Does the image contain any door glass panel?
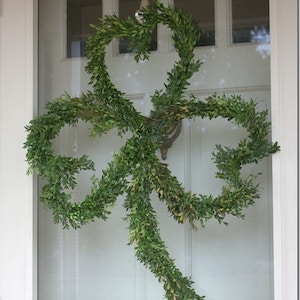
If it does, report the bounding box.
[173,0,215,46]
[231,0,269,44]
[38,0,273,299]
[67,0,103,57]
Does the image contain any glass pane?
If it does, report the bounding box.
[174,0,215,47]
[67,0,103,57]
[232,0,269,44]
[119,0,157,54]
[39,0,273,299]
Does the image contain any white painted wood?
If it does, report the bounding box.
[270,0,299,299]
[0,0,37,299]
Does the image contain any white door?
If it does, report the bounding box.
[38,0,273,299]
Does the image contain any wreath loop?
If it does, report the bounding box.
[24,1,279,299]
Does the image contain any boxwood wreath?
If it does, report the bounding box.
[24,1,280,299]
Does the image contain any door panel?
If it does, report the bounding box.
[38,0,273,299]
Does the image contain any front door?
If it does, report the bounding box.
[38,0,273,299]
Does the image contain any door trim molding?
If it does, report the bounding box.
[270,0,299,299]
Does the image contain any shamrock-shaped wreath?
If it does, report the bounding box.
[24,1,279,299]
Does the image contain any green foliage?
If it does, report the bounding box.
[24,1,279,299]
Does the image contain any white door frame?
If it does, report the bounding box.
[0,0,38,299]
[0,0,298,299]
[270,0,298,299]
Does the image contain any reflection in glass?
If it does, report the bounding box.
[67,0,103,58]
[174,0,215,47]
[251,26,270,58]
[231,0,269,44]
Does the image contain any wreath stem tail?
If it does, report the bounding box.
[125,188,204,300]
